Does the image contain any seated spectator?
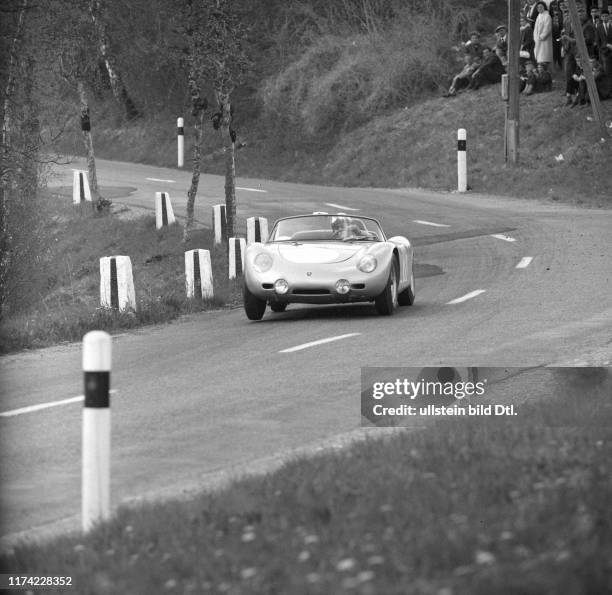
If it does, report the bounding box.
[443,54,480,96]
[570,55,588,106]
[520,60,538,94]
[535,62,553,91]
[593,58,612,99]
[467,47,505,90]
[462,31,484,60]
[495,25,509,67]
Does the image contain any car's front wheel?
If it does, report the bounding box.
[244,284,267,320]
[270,302,288,313]
[375,259,399,315]
[398,267,415,306]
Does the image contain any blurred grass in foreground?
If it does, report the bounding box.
[0,190,242,355]
[1,369,610,594]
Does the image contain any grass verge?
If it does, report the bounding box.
[0,190,242,355]
[1,368,610,593]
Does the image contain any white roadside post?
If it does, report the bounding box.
[82,331,112,532]
[73,170,92,204]
[246,216,269,245]
[185,249,214,299]
[228,238,246,279]
[457,128,467,193]
[155,192,176,229]
[212,204,227,245]
[177,117,184,168]
[100,256,137,311]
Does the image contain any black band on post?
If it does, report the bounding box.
[193,251,202,300]
[177,126,184,135]
[458,140,467,151]
[110,257,119,309]
[84,371,110,408]
[161,193,168,226]
[254,219,261,242]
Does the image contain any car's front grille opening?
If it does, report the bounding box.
[262,283,274,289]
[292,288,331,295]
[351,284,365,289]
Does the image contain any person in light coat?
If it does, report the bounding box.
[534,1,554,67]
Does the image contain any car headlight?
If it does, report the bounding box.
[253,252,273,273]
[357,255,377,273]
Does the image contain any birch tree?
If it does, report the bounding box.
[179,0,251,241]
[88,0,140,119]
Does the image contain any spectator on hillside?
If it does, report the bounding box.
[520,13,536,66]
[551,6,564,69]
[443,54,480,97]
[467,46,505,90]
[570,55,588,106]
[524,0,539,24]
[463,31,484,60]
[581,4,597,57]
[536,62,553,90]
[495,25,509,67]
[534,2,553,68]
[593,57,612,98]
[520,60,538,94]
[597,10,612,74]
[560,4,579,105]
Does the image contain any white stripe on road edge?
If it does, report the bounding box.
[237,187,267,193]
[0,390,117,418]
[413,220,451,228]
[516,257,533,269]
[146,177,176,183]
[446,290,486,305]
[280,333,361,353]
[325,203,360,212]
[491,233,516,242]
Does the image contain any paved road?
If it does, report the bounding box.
[1,157,610,543]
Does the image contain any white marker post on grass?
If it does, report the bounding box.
[457,128,467,193]
[228,237,246,279]
[155,191,176,229]
[177,117,184,168]
[73,170,92,203]
[82,330,112,532]
[212,204,227,245]
[185,249,214,299]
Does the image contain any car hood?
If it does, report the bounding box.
[270,242,365,264]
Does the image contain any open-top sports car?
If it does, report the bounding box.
[243,213,415,320]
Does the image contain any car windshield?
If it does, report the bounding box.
[269,215,385,243]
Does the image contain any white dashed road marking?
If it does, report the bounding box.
[325,203,360,211]
[1,390,118,418]
[237,187,268,193]
[146,177,175,183]
[516,257,534,269]
[491,233,516,242]
[413,220,451,228]
[280,333,361,353]
[446,290,486,305]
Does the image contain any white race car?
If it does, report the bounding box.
[243,213,415,320]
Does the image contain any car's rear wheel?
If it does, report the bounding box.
[270,302,288,313]
[398,266,415,306]
[375,259,399,315]
[244,284,266,320]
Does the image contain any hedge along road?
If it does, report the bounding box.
[0,157,610,543]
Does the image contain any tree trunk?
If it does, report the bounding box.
[184,109,206,243]
[219,93,236,239]
[76,79,102,208]
[0,0,29,319]
[89,0,140,120]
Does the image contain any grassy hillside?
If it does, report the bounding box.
[58,74,612,209]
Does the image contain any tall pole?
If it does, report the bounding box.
[566,0,608,140]
[506,0,521,164]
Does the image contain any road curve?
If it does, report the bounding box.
[1,157,610,541]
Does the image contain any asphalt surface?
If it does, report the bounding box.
[1,157,610,545]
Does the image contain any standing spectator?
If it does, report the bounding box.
[534,1,553,68]
[560,3,579,105]
[520,14,536,65]
[525,0,539,24]
[596,10,612,74]
[551,5,564,69]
